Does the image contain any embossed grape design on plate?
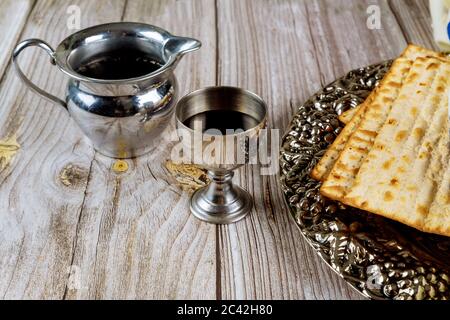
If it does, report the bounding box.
[279,61,450,300]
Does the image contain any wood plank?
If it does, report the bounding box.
[64,0,218,299]
[305,0,407,86]
[0,0,126,299]
[0,0,34,79]
[215,0,422,300]
[388,0,438,49]
[0,0,437,300]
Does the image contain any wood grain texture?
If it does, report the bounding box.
[0,0,125,299]
[388,0,438,49]
[0,0,438,300]
[0,0,34,78]
[216,0,366,300]
[305,0,407,86]
[64,0,218,299]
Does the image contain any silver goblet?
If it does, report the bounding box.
[175,86,267,224]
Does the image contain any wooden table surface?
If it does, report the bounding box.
[0,0,438,299]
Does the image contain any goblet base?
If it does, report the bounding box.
[190,184,253,224]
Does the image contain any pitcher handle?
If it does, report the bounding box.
[12,39,67,109]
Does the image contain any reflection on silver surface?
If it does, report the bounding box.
[280,61,450,300]
[12,22,201,158]
[176,86,267,224]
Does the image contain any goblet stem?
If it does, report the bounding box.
[203,170,239,205]
[189,168,253,224]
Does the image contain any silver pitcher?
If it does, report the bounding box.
[12,22,201,158]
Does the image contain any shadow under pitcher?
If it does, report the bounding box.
[12,22,201,158]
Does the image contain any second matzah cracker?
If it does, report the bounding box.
[324,56,450,236]
[426,138,450,236]
[311,93,373,181]
[339,106,359,124]
[311,45,442,181]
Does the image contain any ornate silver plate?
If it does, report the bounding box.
[279,61,450,300]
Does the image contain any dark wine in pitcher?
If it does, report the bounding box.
[74,48,162,80]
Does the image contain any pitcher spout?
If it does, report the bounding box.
[165,36,202,57]
[12,22,202,158]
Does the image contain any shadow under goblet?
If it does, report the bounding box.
[175,86,267,224]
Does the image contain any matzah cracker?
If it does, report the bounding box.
[339,106,359,124]
[426,139,450,236]
[311,95,370,181]
[323,56,450,236]
[321,56,440,199]
[311,45,442,182]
